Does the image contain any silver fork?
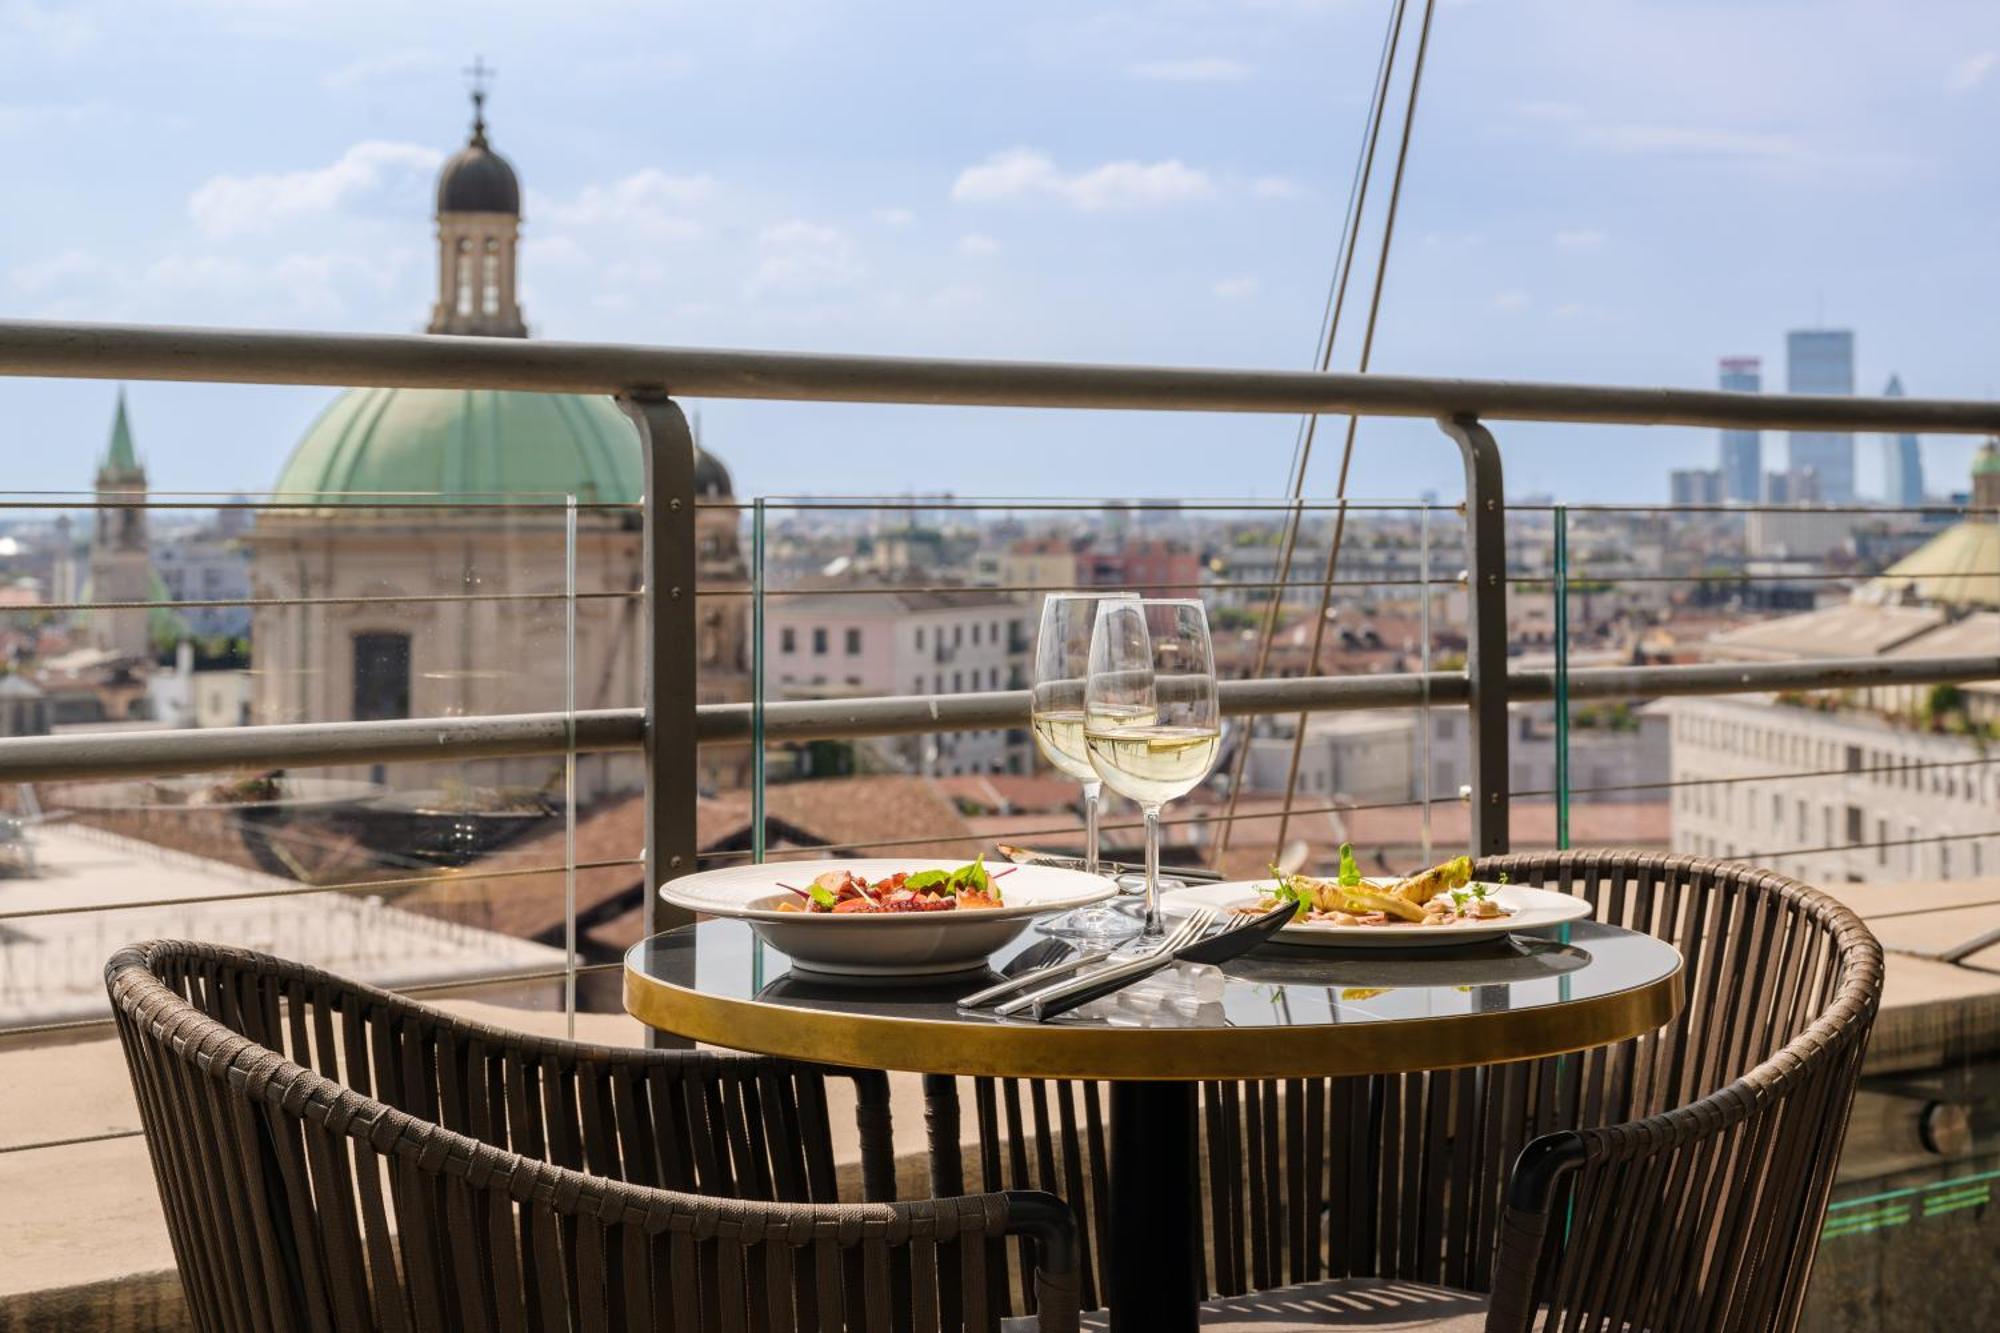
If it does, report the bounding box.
[993,910,1214,1019]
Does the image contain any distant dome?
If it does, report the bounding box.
[274,388,640,504]
[1975,440,2000,476]
[695,449,733,499]
[437,137,521,214]
[272,387,733,505]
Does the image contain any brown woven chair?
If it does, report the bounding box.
[936,851,1884,1332]
[110,940,1081,1331]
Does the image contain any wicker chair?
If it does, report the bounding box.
[936,851,1884,1332]
[109,940,1081,1332]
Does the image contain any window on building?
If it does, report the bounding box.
[988,666,999,689]
[1878,820,1888,866]
[1844,745,1861,773]
[352,632,411,722]
[954,624,964,647]
[482,239,500,314]
[812,628,828,655]
[971,623,981,646]
[916,628,926,650]
[1845,806,1863,846]
[455,238,472,315]
[781,628,796,654]
[845,628,862,655]
[952,671,962,692]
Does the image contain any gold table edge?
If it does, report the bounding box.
[622,953,1686,1081]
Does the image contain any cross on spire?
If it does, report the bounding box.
[464,55,495,144]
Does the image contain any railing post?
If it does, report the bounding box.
[619,393,700,1014]
[1438,414,1510,856]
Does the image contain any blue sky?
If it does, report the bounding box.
[2,0,1997,506]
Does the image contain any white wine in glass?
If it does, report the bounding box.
[1028,593,1141,941]
[1085,599,1221,939]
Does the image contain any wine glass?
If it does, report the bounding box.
[1030,592,1141,941]
[1086,599,1221,940]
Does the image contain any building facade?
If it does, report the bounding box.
[1786,329,1856,503]
[1718,356,1763,503]
[763,587,1031,775]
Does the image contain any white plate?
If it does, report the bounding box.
[659,858,1116,976]
[1162,878,1592,950]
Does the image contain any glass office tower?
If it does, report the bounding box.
[1786,329,1856,502]
[1717,356,1762,502]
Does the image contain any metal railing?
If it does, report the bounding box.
[3,316,1999,945]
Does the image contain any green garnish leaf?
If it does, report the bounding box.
[949,861,990,895]
[1266,865,1312,920]
[1337,843,1362,887]
[904,870,950,893]
[808,882,839,909]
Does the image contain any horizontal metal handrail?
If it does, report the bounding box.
[4,319,1999,433]
[1,653,1989,784]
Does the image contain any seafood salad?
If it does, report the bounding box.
[775,861,1006,914]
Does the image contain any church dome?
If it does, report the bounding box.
[271,388,735,505]
[273,388,642,504]
[437,138,521,214]
[695,448,732,499]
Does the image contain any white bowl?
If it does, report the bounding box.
[659,858,1117,976]
[1163,878,1592,950]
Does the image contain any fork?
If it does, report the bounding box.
[993,910,1215,1019]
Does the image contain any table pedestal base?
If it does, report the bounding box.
[1107,1081,1202,1333]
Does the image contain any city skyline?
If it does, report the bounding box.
[2,2,1998,504]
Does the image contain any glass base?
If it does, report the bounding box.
[1037,904,1144,943]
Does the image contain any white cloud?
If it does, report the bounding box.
[1251,175,1304,199]
[0,99,114,135]
[7,248,103,296]
[1211,276,1258,299]
[1492,288,1531,311]
[952,148,1211,211]
[1554,228,1606,250]
[188,141,443,238]
[542,168,712,237]
[749,220,861,298]
[1127,57,1250,83]
[873,207,916,226]
[1575,124,1793,159]
[1947,51,1997,93]
[322,49,441,90]
[957,232,1000,257]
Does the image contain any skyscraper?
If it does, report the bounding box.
[1717,356,1762,502]
[1880,374,1925,508]
[1786,329,1856,502]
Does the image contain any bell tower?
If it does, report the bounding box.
[89,388,154,658]
[429,61,527,338]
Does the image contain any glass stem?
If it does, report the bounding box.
[1143,803,1163,937]
[1082,780,1102,877]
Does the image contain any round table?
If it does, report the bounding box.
[626,918,1683,1332]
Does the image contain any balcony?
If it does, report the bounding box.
[0,319,1997,1330]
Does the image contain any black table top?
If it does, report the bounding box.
[624,917,1685,1081]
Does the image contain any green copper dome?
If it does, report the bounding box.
[1974,441,2000,476]
[271,387,643,503]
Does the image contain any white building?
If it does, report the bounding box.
[1661,694,1997,886]
[1664,443,2000,886]
[764,587,1032,775]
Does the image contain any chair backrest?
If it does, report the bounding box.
[1482,852,1882,1333]
[130,939,895,1205]
[931,851,1882,1332]
[111,940,1077,1333]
